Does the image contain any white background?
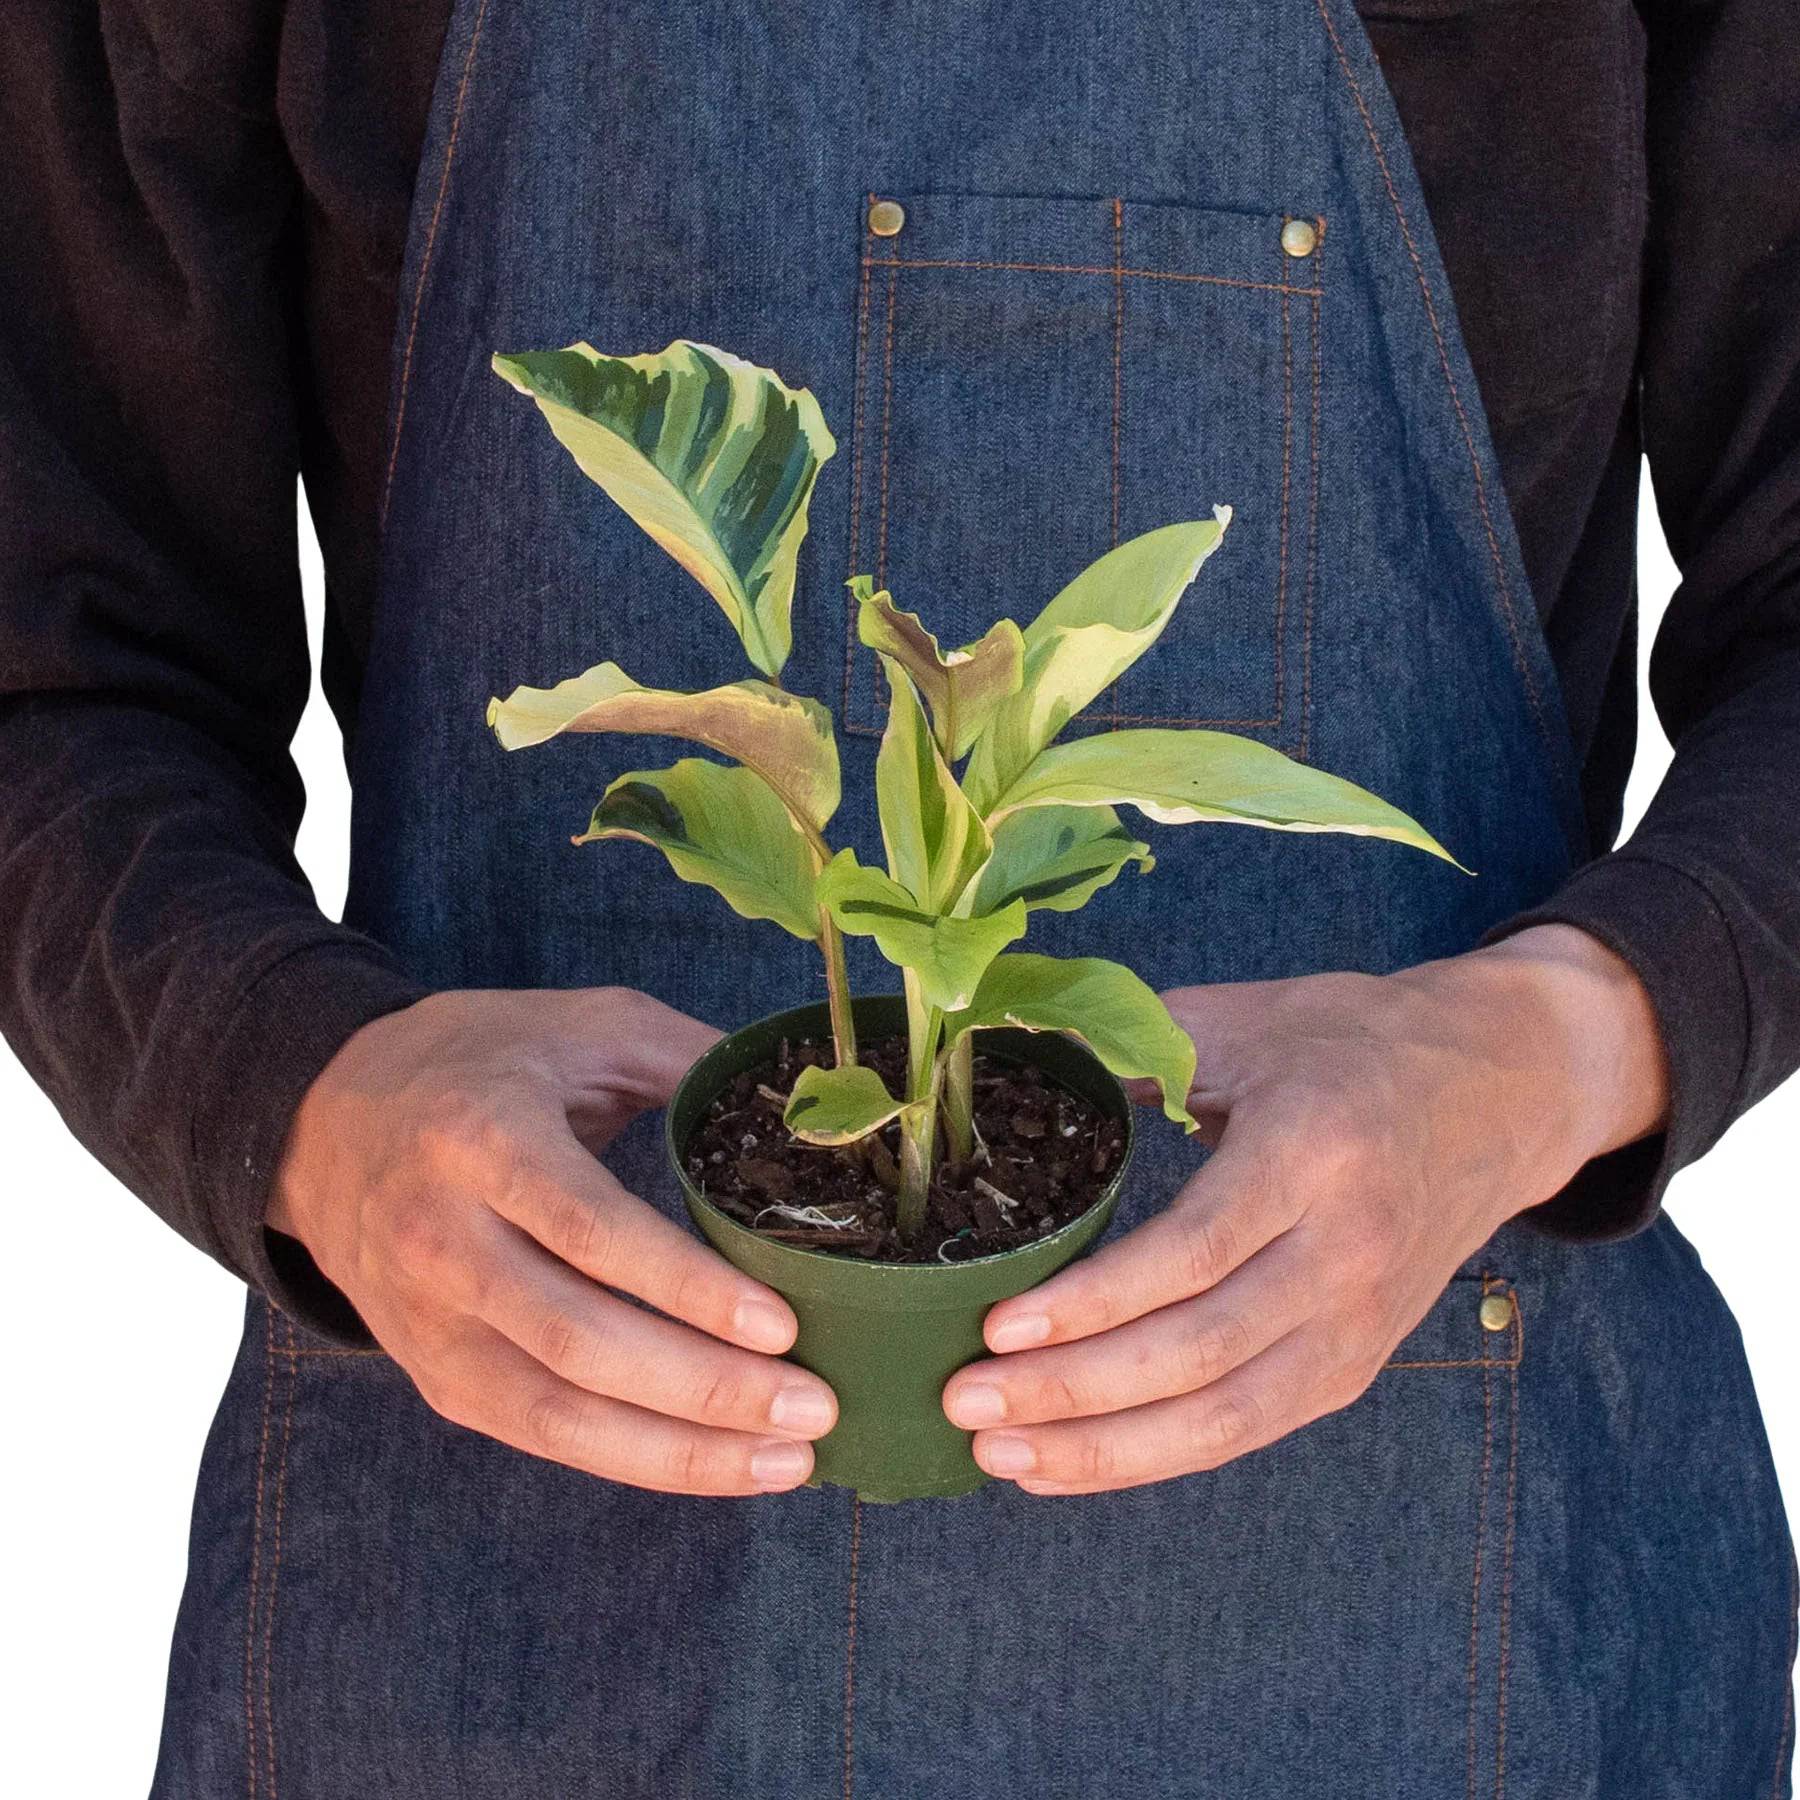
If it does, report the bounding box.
[2,476,1794,1790]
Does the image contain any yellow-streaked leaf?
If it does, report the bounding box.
[985,727,1465,868]
[816,849,1026,1012]
[970,805,1154,916]
[486,660,839,833]
[850,576,1024,760]
[951,953,1198,1129]
[573,760,820,940]
[492,340,836,678]
[820,846,1029,1015]
[963,513,1231,811]
[875,659,990,911]
[784,1063,918,1146]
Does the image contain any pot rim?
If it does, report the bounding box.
[667,994,1136,1279]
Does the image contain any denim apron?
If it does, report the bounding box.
[153,1,1797,1793]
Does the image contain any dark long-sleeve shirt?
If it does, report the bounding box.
[3,0,1798,1330]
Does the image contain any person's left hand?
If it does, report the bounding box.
[941,924,1669,1494]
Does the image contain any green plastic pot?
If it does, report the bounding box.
[668,995,1134,1503]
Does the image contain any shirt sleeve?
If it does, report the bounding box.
[1491,0,1800,1237]
[0,6,426,1339]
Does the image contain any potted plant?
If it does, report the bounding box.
[486,340,1458,1501]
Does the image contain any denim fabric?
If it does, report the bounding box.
[153,0,1796,1791]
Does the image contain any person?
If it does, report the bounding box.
[3,1,1797,1793]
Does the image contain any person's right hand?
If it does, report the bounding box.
[268,986,836,1496]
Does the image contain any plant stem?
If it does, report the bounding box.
[895,970,943,1242]
[816,901,858,1068]
[942,1029,975,1166]
[896,1101,935,1243]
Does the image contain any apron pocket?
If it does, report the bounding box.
[842,190,1323,756]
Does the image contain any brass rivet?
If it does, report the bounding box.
[1280,217,1318,259]
[1479,1292,1515,1333]
[868,198,906,238]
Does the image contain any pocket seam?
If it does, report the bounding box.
[1382,1273,1524,1371]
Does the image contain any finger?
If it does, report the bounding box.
[489,1129,803,1355]
[974,1325,1343,1494]
[981,1119,1305,1352]
[472,1222,837,1440]
[944,1231,1313,1429]
[413,1317,815,1496]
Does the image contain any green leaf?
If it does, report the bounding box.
[970,805,1154,916]
[962,512,1231,811]
[985,727,1465,868]
[492,339,836,678]
[952,954,1198,1129]
[784,1062,917,1146]
[850,576,1025,760]
[816,850,1027,1012]
[486,661,840,833]
[874,660,991,912]
[572,760,820,940]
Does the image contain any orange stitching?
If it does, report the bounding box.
[1088,710,1276,727]
[849,212,1319,738]
[862,255,1320,298]
[1273,279,1294,724]
[379,0,493,528]
[1101,198,1126,724]
[844,197,876,725]
[1465,1274,1496,1800]
[842,1495,863,1800]
[244,1307,274,1800]
[1383,1356,1519,1372]
[1299,262,1322,763]
[1494,1355,1520,1798]
[868,261,899,717]
[279,1346,386,1358]
[1110,200,1124,551]
[1309,0,1547,741]
[260,1321,298,1800]
[1388,1279,1524,1372]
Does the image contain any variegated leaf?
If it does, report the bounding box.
[962,513,1231,812]
[874,659,990,912]
[816,849,1027,1013]
[951,953,1198,1129]
[486,661,840,833]
[573,760,820,940]
[985,727,1464,867]
[784,1062,919,1147]
[970,805,1154,916]
[492,340,836,678]
[850,576,1025,760]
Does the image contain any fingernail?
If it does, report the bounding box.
[751,1439,810,1490]
[947,1382,1007,1427]
[734,1296,794,1353]
[978,1433,1037,1476]
[769,1384,834,1435]
[989,1312,1050,1353]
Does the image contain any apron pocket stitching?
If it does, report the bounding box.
[1465,1327,1496,1800]
[244,1312,299,1800]
[1495,1352,1520,1799]
[244,1307,275,1800]
[1300,226,1325,762]
[842,197,878,726]
[843,1494,864,1800]
[846,197,1321,740]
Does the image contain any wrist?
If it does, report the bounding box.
[1465,923,1671,1164]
